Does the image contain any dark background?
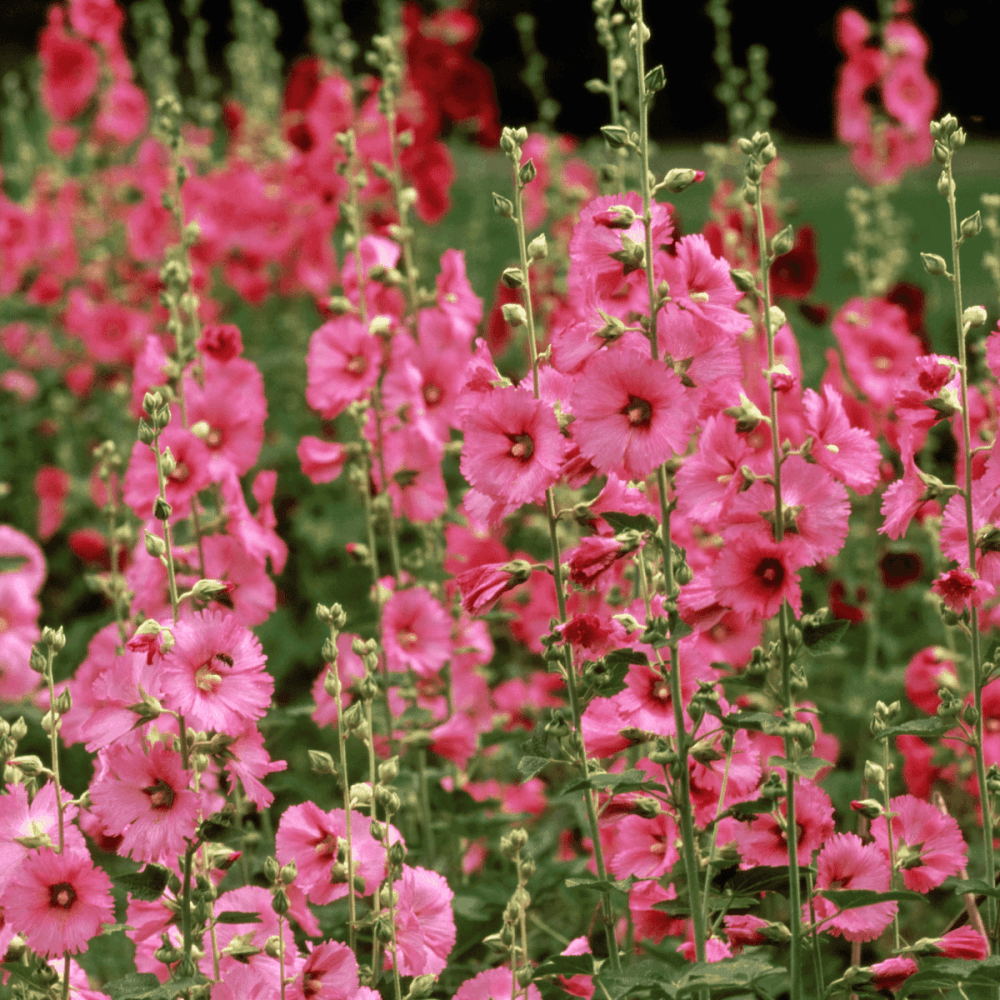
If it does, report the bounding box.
[0,0,996,142]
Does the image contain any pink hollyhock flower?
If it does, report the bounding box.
[287,940,360,1000]
[566,534,638,588]
[724,914,769,952]
[391,865,456,976]
[0,783,86,892]
[436,249,483,339]
[34,466,70,540]
[606,813,678,879]
[123,426,212,523]
[89,740,202,863]
[382,586,452,677]
[456,559,532,615]
[581,697,632,757]
[298,436,348,484]
[375,422,447,523]
[276,803,393,904]
[880,447,937,540]
[812,833,897,942]
[161,611,272,733]
[305,316,382,419]
[932,569,994,612]
[870,956,918,992]
[0,847,113,957]
[678,938,733,962]
[629,878,686,945]
[711,528,804,620]
[570,349,693,479]
[802,386,880,495]
[734,780,835,868]
[0,525,46,594]
[559,936,594,999]
[905,646,959,715]
[871,794,966,892]
[455,968,541,1000]
[460,385,565,506]
[0,573,43,702]
[95,79,148,145]
[68,0,125,43]
[210,964,277,1000]
[430,713,478,769]
[38,17,99,122]
[559,612,627,658]
[689,727,762,827]
[198,323,244,362]
[225,725,287,810]
[935,927,989,960]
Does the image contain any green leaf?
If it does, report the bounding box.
[113,864,170,902]
[106,973,203,1000]
[215,910,264,924]
[517,755,551,781]
[1,962,46,990]
[673,954,787,999]
[596,959,682,1000]
[603,648,650,668]
[0,554,28,573]
[562,769,666,795]
[801,617,849,653]
[600,511,658,534]
[819,888,926,909]
[946,877,1000,899]
[723,711,784,735]
[534,954,597,978]
[714,865,814,900]
[566,875,634,894]
[600,125,632,150]
[766,755,832,779]
[644,64,666,95]
[520,725,549,759]
[725,798,776,820]
[877,717,954,741]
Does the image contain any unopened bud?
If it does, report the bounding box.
[921,253,949,277]
[501,303,528,327]
[527,233,548,261]
[309,750,337,775]
[964,305,988,329]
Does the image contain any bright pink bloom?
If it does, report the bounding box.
[566,535,636,588]
[454,969,541,1000]
[95,80,148,145]
[39,17,99,122]
[870,956,918,992]
[571,349,693,479]
[812,833,897,942]
[905,646,959,715]
[225,725,287,810]
[935,927,990,960]
[34,466,70,540]
[606,813,678,879]
[391,865,456,976]
[460,385,565,506]
[382,586,452,677]
[558,936,594,999]
[0,573,42,702]
[0,525,46,594]
[305,316,382,419]
[734,780,835,868]
[161,611,272,733]
[871,794,966,892]
[880,447,935,540]
[724,914,769,952]
[89,740,201,863]
[298,436,348,484]
[932,569,994,612]
[288,940,360,1000]
[802,386,880,495]
[0,847,113,957]
[678,938,733,962]
[198,323,244,362]
[711,528,804,620]
[123,426,212,522]
[456,560,531,615]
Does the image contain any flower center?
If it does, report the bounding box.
[346,355,367,376]
[49,882,77,910]
[316,833,339,858]
[422,383,442,406]
[873,356,892,371]
[195,662,223,692]
[169,462,190,484]
[623,396,653,427]
[755,558,785,588]
[508,434,534,461]
[653,680,671,702]
[0,616,7,633]
[398,629,419,649]
[206,427,223,448]
[143,779,176,810]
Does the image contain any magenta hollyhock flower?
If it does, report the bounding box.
[935,927,989,959]
[905,646,959,716]
[570,348,693,479]
[880,447,936,541]
[0,848,113,958]
[559,936,594,1000]
[812,833,897,942]
[38,17,99,123]
[375,422,447,523]
[678,938,733,962]
[288,940,361,1000]
[460,385,565,505]
[871,794,966,892]
[0,524,46,595]
[210,965,277,1000]
[606,813,678,880]
[932,569,995,613]
[734,780,835,868]
[198,323,244,362]
[802,386,880,495]
[298,436,348,484]
[0,572,43,702]
[275,803,392,905]
[581,696,632,757]
[870,956,918,992]
[456,560,531,615]
[429,713,478,769]
[123,426,212,523]
[89,740,202,863]
[566,535,636,588]
[724,914,769,952]
[559,612,627,658]
[391,865,456,976]
[382,586,452,677]
[455,968,541,1000]
[224,725,287,810]
[34,466,70,540]
[161,610,272,733]
[305,315,382,419]
[711,528,804,620]
[95,79,148,145]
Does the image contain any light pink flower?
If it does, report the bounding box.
[454,968,541,1000]
[734,780,835,868]
[935,927,989,960]
[305,316,382,419]
[391,865,456,976]
[288,940,361,1000]
[298,436,348,484]
[162,610,272,733]
[802,385,880,495]
[571,349,693,479]
[382,586,451,677]
[871,794,966,892]
[0,848,113,958]
[606,813,678,880]
[905,646,959,716]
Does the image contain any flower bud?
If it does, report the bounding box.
[309,750,337,775]
[492,192,514,218]
[961,211,983,240]
[770,225,794,257]
[501,267,525,289]
[768,305,787,331]
[502,303,528,327]
[921,252,949,277]
[379,757,400,784]
[518,160,537,186]
[963,305,988,329]
[527,233,548,261]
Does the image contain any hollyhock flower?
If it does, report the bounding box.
[276,803,393,904]
[39,16,99,122]
[629,878,686,944]
[89,740,201,863]
[870,957,918,992]
[566,534,639,588]
[456,559,533,615]
[724,914,769,952]
[225,725,287,810]
[606,813,678,879]
[0,847,113,958]
[905,647,958,715]
[0,783,86,892]
[771,226,819,300]
[711,528,804,620]
[391,865,456,976]
[559,612,628,658]
[690,727,762,826]
[123,426,212,523]
[871,794,966,892]
[211,965,278,1000]
[161,611,272,733]
[198,323,244,362]
[455,969,541,1000]
[0,573,43,702]
[802,386,880,495]
[305,316,382,419]
[570,349,693,479]
[35,466,70,540]
[812,833,897,942]
[374,422,447,523]
[734,780,835,868]
[95,79,148,145]
[298,436,348,484]
[880,447,937,541]
[430,713,478,769]
[436,249,483,339]
[932,569,994,612]
[935,927,990,960]
[0,526,46,594]
[460,385,565,506]
[382,586,451,677]
[288,940,362,1000]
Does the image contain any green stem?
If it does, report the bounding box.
[334,652,358,956]
[882,740,901,949]
[181,843,195,970]
[417,746,436,861]
[44,646,66,854]
[62,952,70,1000]
[701,746,733,929]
